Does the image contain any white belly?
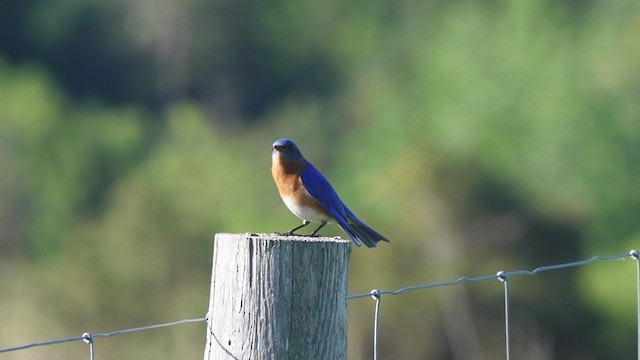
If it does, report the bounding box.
[283,196,331,222]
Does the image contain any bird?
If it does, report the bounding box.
[271,138,389,248]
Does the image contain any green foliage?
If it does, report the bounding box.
[1,0,640,359]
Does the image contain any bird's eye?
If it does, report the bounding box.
[274,143,293,152]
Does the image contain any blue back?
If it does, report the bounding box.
[299,161,348,224]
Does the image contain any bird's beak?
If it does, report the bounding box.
[274,145,285,152]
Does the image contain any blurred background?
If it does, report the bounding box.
[1,0,639,359]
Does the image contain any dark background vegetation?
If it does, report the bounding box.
[1,0,639,359]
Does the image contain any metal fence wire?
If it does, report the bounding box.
[1,250,638,359]
[348,250,640,360]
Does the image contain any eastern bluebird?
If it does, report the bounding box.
[271,138,389,248]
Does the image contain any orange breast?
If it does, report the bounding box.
[271,155,305,197]
[271,155,331,219]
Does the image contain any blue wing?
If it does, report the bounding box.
[299,161,347,221]
[300,161,388,248]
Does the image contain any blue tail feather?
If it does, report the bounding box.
[339,206,389,248]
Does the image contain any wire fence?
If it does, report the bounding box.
[348,249,640,360]
[0,317,207,359]
[1,250,638,359]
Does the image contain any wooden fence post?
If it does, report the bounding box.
[204,233,351,360]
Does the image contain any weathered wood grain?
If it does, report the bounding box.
[204,233,350,360]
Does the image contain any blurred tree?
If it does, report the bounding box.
[0,60,149,258]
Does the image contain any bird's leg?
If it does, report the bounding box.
[280,220,310,236]
[308,221,327,237]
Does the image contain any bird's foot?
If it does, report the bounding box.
[275,231,297,236]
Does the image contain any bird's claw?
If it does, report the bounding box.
[275,231,296,236]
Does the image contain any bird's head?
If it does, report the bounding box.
[272,138,304,161]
